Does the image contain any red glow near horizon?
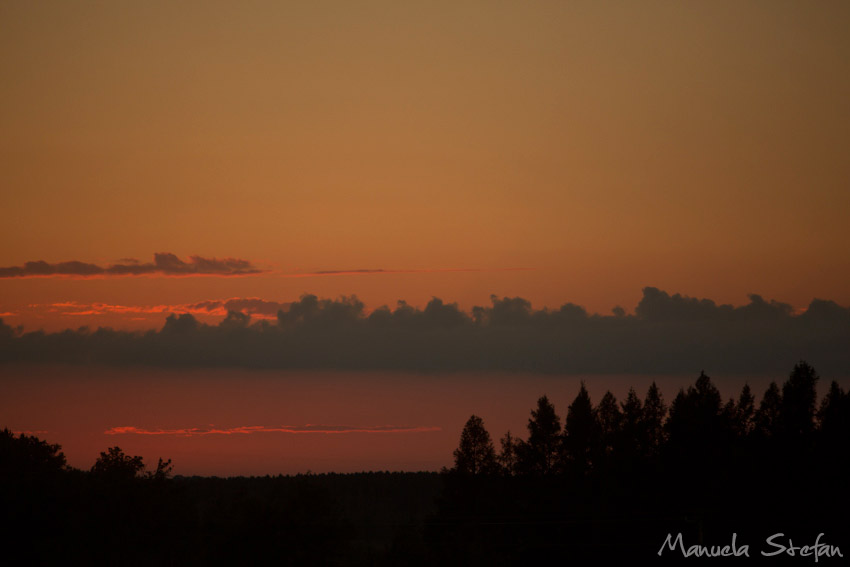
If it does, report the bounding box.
[7,364,836,476]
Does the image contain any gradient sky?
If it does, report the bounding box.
[2,1,849,331]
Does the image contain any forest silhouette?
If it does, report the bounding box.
[2,362,848,564]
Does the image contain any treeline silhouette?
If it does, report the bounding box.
[432,361,850,563]
[0,433,441,565]
[2,362,848,564]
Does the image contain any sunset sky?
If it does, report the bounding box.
[2,0,849,330]
[2,2,850,476]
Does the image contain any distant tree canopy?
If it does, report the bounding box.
[780,360,819,440]
[450,361,850,479]
[0,428,66,479]
[525,395,563,475]
[819,380,850,440]
[91,446,146,481]
[0,429,440,565]
[563,382,595,473]
[90,446,172,482]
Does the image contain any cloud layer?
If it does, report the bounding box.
[33,297,284,318]
[2,288,849,375]
[0,253,264,278]
[105,424,441,436]
[0,257,526,280]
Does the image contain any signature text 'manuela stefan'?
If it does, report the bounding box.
[658,533,843,561]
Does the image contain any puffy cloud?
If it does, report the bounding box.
[0,260,103,278]
[635,287,794,323]
[2,288,849,375]
[0,253,264,278]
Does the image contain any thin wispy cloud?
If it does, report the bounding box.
[44,302,175,316]
[12,430,49,436]
[0,253,265,278]
[106,425,442,436]
[0,257,528,281]
[280,267,534,278]
[314,269,388,275]
[34,297,285,318]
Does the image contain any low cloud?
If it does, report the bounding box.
[2,287,849,375]
[36,297,284,319]
[185,298,286,317]
[106,424,441,436]
[0,258,526,280]
[0,253,264,278]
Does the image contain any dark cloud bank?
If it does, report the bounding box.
[2,288,849,375]
[0,253,263,278]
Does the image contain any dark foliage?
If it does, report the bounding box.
[451,415,499,476]
[432,361,850,563]
[2,361,848,564]
[0,432,442,566]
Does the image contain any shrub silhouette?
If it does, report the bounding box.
[90,446,146,481]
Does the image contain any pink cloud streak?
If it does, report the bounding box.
[106,425,442,436]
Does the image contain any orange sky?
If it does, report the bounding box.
[2,1,849,331]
